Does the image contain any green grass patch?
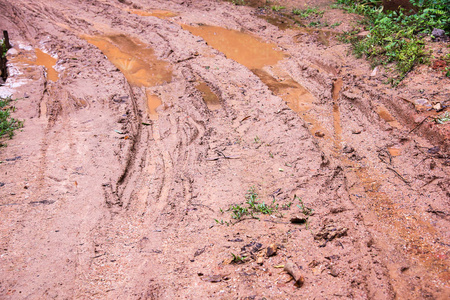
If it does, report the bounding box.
[292,7,324,18]
[216,186,280,225]
[335,0,450,83]
[1,39,7,58]
[271,5,286,12]
[1,96,23,146]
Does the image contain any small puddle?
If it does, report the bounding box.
[146,91,162,120]
[34,49,58,82]
[127,9,178,18]
[259,15,293,31]
[387,146,402,156]
[181,24,285,69]
[195,81,221,110]
[82,34,172,87]
[375,105,402,129]
[14,48,59,82]
[252,69,314,112]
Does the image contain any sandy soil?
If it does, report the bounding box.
[0,0,449,299]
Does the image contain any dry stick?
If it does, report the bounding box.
[408,116,430,135]
[386,166,410,185]
[206,151,240,161]
[421,176,441,188]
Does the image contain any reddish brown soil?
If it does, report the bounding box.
[0,0,449,299]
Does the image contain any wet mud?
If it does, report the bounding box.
[0,0,449,299]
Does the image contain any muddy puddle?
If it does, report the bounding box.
[127,9,178,18]
[13,48,59,82]
[252,69,314,112]
[183,24,316,112]
[182,24,285,69]
[146,92,163,120]
[375,104,402,129]
[82,34,172,87]
[195,81,221,110]
[387,146,402,156]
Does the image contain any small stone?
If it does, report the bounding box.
[342,145,354,153]
[7,48,18,56]
[290,216,307,224]
[370,67,378,77]
[433,103,442,111]
[329,267,339,277]
[432,28,446,38]
[256,256,264,265]
[266,244,277,257]
[315,131,325,138]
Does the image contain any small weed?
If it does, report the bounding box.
[231,253,246,263]
[282,202,293,209]
[0,39,7,58]
[434,112,450,124]
[271,5,286,12]
[1,96,23,146]
[269,151,274,158]
[293,7,324,18]
[330,22,342,28]
[295,195,314,216]
[218,187,280,224]
[308,21,326,28]
[293,195,314,229]
[215,219,230,226]
[254,136,261,144]
[230,0,245,5]
[229,204,249,220]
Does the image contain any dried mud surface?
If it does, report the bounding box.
[0,0,449,299]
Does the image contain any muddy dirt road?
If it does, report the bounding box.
[0,0,449,298]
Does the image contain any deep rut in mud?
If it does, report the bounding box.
[0,0,449,299]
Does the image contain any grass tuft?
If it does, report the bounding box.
[1,96,23,146]
[335,0,450,83]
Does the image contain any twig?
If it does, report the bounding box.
[421,176,441,188]
[408,116,430,135]
[206,151,240,161]
[377,149,392,164]
[386,167,410,185]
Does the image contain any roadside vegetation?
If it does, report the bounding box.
[0,96,23,147]
[334,0,450,84]
[1,39,7,57]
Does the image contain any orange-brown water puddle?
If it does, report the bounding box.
[82,34,172,87]
[182,24,285,69]
[183,24,315,112]
[14,48,59,82]
[146,92,162,120]
[252,69,314,112]
[127,9,178,18]
[83,34,172,120]
[376,104,402,129]
[195,81,221,110]
[387,146,402,156]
